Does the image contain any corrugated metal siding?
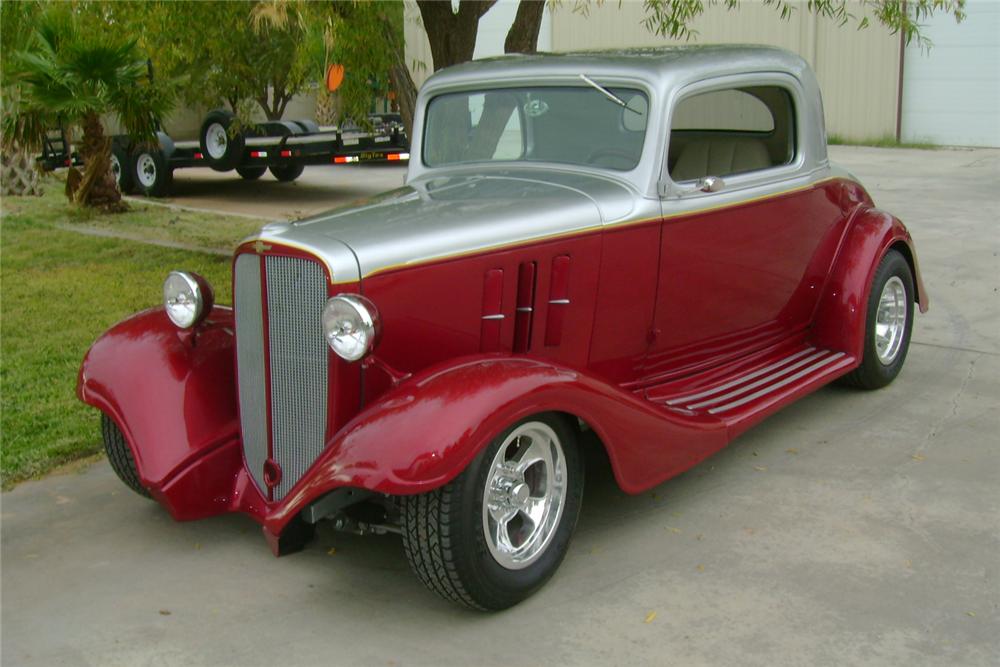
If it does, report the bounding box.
[404,0,900,142]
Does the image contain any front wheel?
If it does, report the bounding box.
[101,414,150,498]
[401,414,584,610]
[840,249,914,389]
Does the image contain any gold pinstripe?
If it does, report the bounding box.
[245,176,839,283]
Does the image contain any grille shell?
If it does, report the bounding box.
[234,253,330,500]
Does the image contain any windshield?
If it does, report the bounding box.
[423,85,649,171]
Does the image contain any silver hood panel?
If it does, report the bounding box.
[253,169,637,282]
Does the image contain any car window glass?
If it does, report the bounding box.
[424,86,648,171]
[668,86,796,183]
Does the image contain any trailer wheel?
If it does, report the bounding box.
[111,143,135,194]
[200,110,244,172]
[236,166,267,180]
[132,147,173,197]
[269,163,304,182]
[293,119,320,133]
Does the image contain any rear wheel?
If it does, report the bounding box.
[401,413,584,610]
[132,147,172,197]
[111,143,134,194]
[236,166,267,180]
[269,163,304,182]
[101,414,150,498]
[840,249,914,389]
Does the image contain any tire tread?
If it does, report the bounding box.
[401,487,484,610]
[101,414,150,498]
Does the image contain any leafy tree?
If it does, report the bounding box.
[3,6,174,210]
[1,0,45,197]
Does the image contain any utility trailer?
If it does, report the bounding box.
[44,109,409,197]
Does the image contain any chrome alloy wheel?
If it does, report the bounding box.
[136,154,157,188]
[205,122,228,160]
[875,275,907,365]
[110,153,121,185]
[482,421,568,570]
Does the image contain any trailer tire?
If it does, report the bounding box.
[132,146,173,197]
[236,166,267,180]
[111,142,135,194]
[200,110,244,172]
[293,119,320,133]
[269,163,304,182]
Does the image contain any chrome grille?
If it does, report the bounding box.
[265,256,329,500]
[234,255,268,494]
[234,253,329,500]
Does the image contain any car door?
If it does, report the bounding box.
[645,74,846,379]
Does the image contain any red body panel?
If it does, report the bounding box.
[77,177,927,543]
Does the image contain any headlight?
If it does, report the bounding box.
[163,271,213,329]
[322,294,380,362]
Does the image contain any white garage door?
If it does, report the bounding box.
[901,0,1000,147]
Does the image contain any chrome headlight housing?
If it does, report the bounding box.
[322,294,381,362]
[163,271,213,329]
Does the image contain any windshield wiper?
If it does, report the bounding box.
[579,74,642,115]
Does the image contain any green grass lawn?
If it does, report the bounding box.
[1,177,251,487]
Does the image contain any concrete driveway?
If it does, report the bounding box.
[150,163,408,221]
[3,146,998,666]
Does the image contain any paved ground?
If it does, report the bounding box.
[3,146,998,666]
[150,163,409,221]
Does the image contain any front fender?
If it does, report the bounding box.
[77,305,242,518]
[811,206,928,357]
[266,356,726,536]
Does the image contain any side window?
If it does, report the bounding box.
[668,85,796,182]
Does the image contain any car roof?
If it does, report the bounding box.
[422,45,811,91]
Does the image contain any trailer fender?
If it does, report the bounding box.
[76,306,241,517]
[265,356,726,537]
[811,206,929,357]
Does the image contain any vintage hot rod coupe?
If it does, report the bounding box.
[78,46,927,610]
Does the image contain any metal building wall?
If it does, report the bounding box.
[404,0,901,142]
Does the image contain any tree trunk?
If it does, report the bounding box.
[505,0,545,54]
[387,37,418,141]
[73,112,127,212]
[0,147,43,197]
[315,88,339,126]
[417,0,497,71]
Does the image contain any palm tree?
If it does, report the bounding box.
[3,8,173,211]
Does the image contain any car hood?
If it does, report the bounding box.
[254,169,637,283]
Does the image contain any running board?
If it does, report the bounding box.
[642,345,856,434]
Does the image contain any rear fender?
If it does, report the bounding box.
[811,206,928,357]
[77,305,242,519]
[265,356,726,536]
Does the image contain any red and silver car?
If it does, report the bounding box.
[78,46,927,610]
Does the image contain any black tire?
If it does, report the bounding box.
[199,109,244,172]
[840,249,915,389]
[236,166,267,180]
[401,413,584,610]
[269,163,304,182]
[131,146,173,197]
[111,142,135,194]
[101,414,150,498]
[293,119,320,134]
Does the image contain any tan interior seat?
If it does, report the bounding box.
[671,137,772,182]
